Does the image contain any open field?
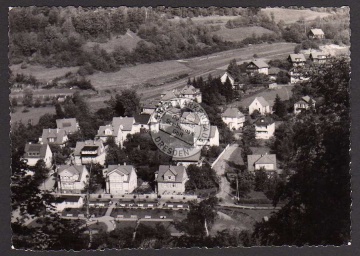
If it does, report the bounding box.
[213,26,274,42]
[170,15,239,25]
[262,7,332,24]
[10,64,79,84]
[11,106,56,126]
[237,86,294,109]
[84,30,142,52]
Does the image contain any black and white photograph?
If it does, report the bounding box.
[9,6,351,250]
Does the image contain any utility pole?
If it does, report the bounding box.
[86,161,93,249]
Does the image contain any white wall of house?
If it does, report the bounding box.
[255,123,275,139]
[221,73,235,85]
[222,116,245,130]
[258,67,269,75]
[249,99,271,115]
[106,171,137,195]
[59,168,89,194]
[255,163,275,170]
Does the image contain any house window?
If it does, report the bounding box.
[172,184,176,187]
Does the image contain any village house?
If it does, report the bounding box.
[95,124,123,146]
[141,99,158,115]
[74,140,106,165]
[288,54,306,67]
[195,125,220,147]
[112,116,142,145]
[220,72,235,86]
[56,118,79,134]
[57,165,89,194]
[103,164,138,195]
[160,89,180,107]
[178,85,202,103]
[247,154,278,175]
[249,97,271,115]
[254,116,275,140]
[246,60,269,75]
[172,150,203,168]
[268,67,281,81]
[155,165,189,195]
[134,113,151,132]
[40,128,68,147]
[294,95,316,114]
[309,51,329,64]
[221,107,246,130]
[288,67,310,84]
[52,195,84,212]
[22,143,52,168]
[308,28,325,39]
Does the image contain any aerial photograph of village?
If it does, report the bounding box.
[9,6,351,250]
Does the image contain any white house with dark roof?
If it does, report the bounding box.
[40,128,68,147]
[141,99,158,115]
[57,165,89,194]
[103,164,138,195]
[74,140,106,165]
[249,97,271,115]
[52,195,84,212]
[294,96,316,114]
[23,143,52,168]
[289,66,311,84]
[221,107,246,130]
[288,54,306,67]
[254,116,275,139]
[155,165,189,195]
[220,72,235,86]
[56,118,79,134]
[247,154,278,174]
[308,28,325,39]
[95,124,123,146]
[246,60,269,75]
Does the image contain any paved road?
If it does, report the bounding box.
[212,144,240,204]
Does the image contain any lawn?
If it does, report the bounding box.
[84,30,142,52]
[62,207,108,218]
[111,208,187,220]
[88,222,108,233]
[11,106,56,126]
[262,7,332,24]
[213,26,274,42]
[10,64,79,84]
[87,60,191,91]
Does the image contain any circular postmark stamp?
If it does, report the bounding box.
[149,98,211,158]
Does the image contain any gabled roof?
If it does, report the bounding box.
[248,60,269,69]
[74,140,104,156]
[181,111,200,124]
[112,117,135,131]
[105,164,135,182]
[96,124,117,137]
[141,99,158,109]
[247,154,277,172]
[134,113,151,125]
[254,116,275,126]
[58,165,86,181]
[221,107,245,119]
[41,128,67,144]
[180,85,200,95]
[157,165,186,183]
[56,118,78,133]
[251,97,270,107]
[161,90,179,100]
[268,67,281,75]
[295,95,316,105]
[288,54,306,62]
[309,28,324,35]
[221,72,235,81]
[23,143,50,158]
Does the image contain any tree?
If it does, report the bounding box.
[185,163,219,191]
[108,89,140,117]
[272,94,287,118]
[22,88,33,107]
[254,168,268,191]
[253,58,351,246]
[231,170,254,197]
[174,196,218,237]
[226,59,241,79]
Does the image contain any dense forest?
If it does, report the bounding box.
[9,7,349,74]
